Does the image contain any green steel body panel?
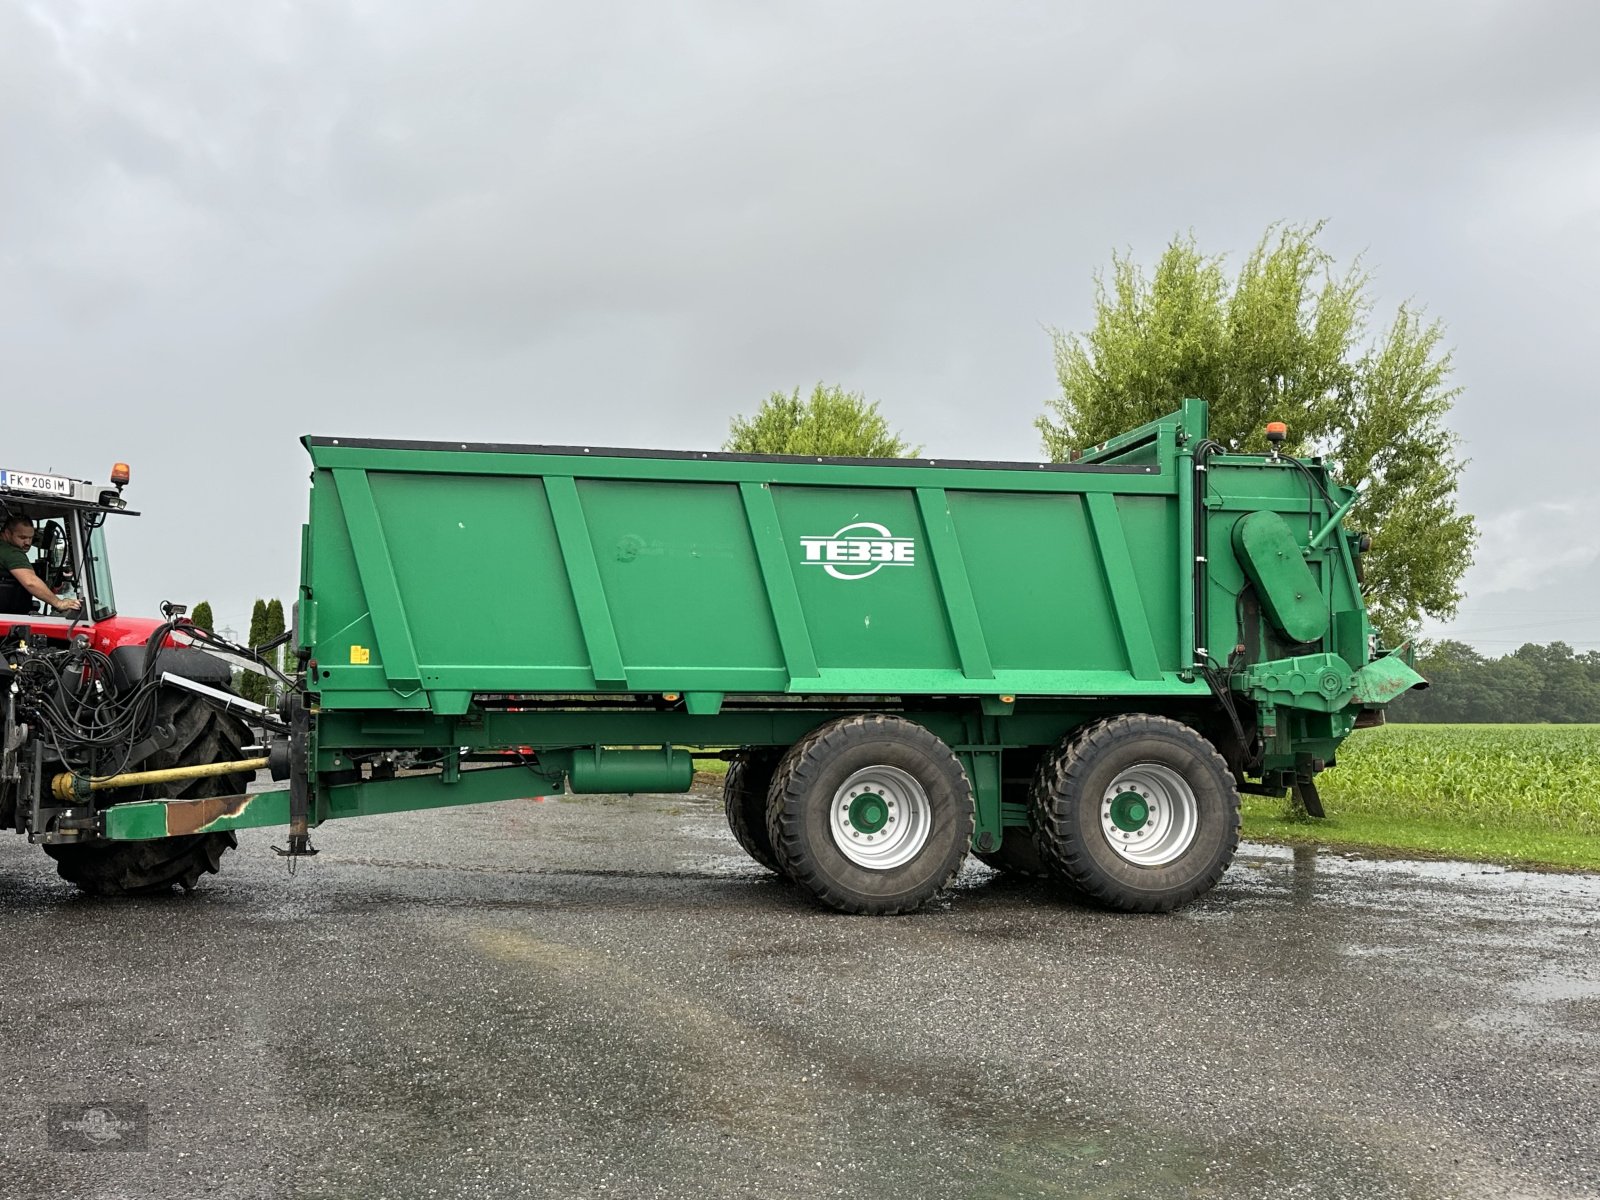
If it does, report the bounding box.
[300,444,1190,706]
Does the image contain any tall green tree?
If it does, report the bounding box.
[263,598,286,679]
[725,383,920,457]
[242,598,270,704]
[190,600,214,633]
[1039,222,1476,642]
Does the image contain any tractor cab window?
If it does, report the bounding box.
[0,514,76,616]
[31,520,74,597]
[85,522,117,620]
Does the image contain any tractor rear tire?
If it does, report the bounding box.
[723,750,782,873]
[47,831,238,896]
[1029,714,1239,913]
[766,714,973,915]
[45,690,252,896]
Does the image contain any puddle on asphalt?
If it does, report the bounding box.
[1238,840,1597,886]
[1512,969,1600,1004]
[1230,841,1600,911]
[1222,845,1600,1051]
[1470,975,1600,1046]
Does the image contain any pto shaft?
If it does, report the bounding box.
[52,757,268,802]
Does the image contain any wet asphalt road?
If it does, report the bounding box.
[1,789,1597,1200]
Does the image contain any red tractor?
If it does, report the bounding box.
[1,463,274,893]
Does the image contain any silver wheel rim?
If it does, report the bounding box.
[830,765,932,869]
[1100,762,1198,866]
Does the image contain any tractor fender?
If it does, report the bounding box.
[107,645,233,694]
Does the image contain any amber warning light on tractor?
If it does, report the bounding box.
[110,463,131,487]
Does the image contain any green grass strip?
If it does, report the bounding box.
[1241,800,1600,872]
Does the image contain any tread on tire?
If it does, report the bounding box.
[722,750,783,873]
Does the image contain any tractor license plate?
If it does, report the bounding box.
[0,470,73,496]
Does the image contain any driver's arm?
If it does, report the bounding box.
[5,564,81,613]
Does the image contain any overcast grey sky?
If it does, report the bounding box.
[3,0,1597,651]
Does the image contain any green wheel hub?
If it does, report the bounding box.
[1109,791,1150,832]
[847,792,890,834]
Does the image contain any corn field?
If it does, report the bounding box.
[1318,724,1600,835]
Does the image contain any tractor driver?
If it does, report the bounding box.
[0,514,82,616]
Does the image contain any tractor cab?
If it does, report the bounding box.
[0,465,135,629]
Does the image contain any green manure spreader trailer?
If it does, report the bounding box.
[3,400,1423,912]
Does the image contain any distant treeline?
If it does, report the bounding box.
[1389,641,1600,724]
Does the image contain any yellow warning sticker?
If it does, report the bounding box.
[349,645,371,664]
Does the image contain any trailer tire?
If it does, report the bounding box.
[723,750,782,873]
[1030,714,1239,913]
[766,714,973,915]
[45,690,251,896]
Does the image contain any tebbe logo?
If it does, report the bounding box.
[799,522,916,581]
